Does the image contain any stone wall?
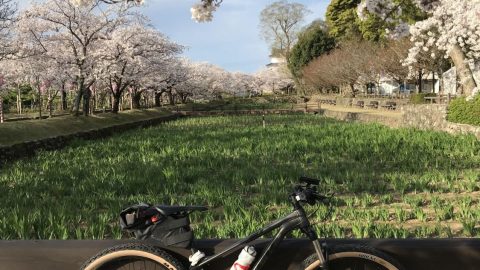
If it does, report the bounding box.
[317,109,402,127]
[401,104,480,138]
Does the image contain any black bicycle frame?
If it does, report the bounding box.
[190,201,326,270]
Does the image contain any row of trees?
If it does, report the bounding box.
[71,0,479,99]
[0,0,283,122]
[286,0,479,98]
[302,38,448,95]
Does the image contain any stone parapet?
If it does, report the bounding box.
[401,104,480,138]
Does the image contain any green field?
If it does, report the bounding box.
[0,114,479,239]
[0,108,171,147]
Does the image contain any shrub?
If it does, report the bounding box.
[447,95,480,126]
[409,93,437,104]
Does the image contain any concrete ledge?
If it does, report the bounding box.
[317,109,402,128]
[178,109,305,116]
[2,239,480,270]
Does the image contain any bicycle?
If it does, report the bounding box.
[81,176,405,270]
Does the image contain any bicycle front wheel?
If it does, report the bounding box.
[81,243,187,270]
[303,245,405,270]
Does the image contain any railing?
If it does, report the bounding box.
[355,93,411,99]
[424,94,456,104]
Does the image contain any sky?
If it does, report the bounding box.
[17,0,330,74]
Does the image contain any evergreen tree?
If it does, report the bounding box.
[288,20,336,79]
[325,0,362,40]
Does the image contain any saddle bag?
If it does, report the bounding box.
[119,203,194,249]
[150,215,194,248]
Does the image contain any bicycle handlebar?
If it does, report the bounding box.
[293,176,329,206]
[299,176,320,186]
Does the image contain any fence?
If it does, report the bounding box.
[2,239,480,270]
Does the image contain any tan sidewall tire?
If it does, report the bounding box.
[81,244,185,270]
[84,250,177,270]
[305,251,401,270]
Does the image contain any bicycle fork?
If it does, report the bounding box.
[303,226,328,270]
[312,239,328,270]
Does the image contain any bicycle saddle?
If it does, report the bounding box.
[154,205,208,216]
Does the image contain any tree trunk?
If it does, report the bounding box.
[72,78,84,116]
[417,69,423,94]
[438,68,444,95]
[61,86,67,111]
[37,86,42,119]
[449,44,477,96]
[167,91,175,105]
[129,92,133,110]
[346,83,356,98]
[82,86,91,116]
[16,84,21,114]
[0,96,4,123]
[432,72,436,93]
[112,93,121,113]
[48,90,53,118]
[154,92,162,107]
[92,87,97,115]
[120,95,123,111]
[132,92,142,109]
[179,93,188,104]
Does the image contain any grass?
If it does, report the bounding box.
[0,114,479,239]
[0,108,171,147]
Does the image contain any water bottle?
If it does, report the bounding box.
[230,246,256,270]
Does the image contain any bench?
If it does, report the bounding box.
[355,100,365,108]
[320,99,336,105]
[365,101,379,109]
[381,101,397,110]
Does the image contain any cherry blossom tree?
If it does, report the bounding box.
[16,0,131,116]
[357,0,480,98]
[143,58,191,106]
[405,0,480,98]
[169,62,199,104]
[0,0,17,59]
[0,0,17,122]
[194,63,235,99]
[255,65,294,95]
[97,21,183,112]
[73,0,223,22]
[1,56,68,118]
[0,73,5,123]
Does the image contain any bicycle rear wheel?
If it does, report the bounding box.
[81,243,187,270]
[303,245,404,270]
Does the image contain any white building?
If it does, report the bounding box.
[376,73,440,95]
[256,55,293,94]
[376,62,480,96]
[266,55,287,67]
